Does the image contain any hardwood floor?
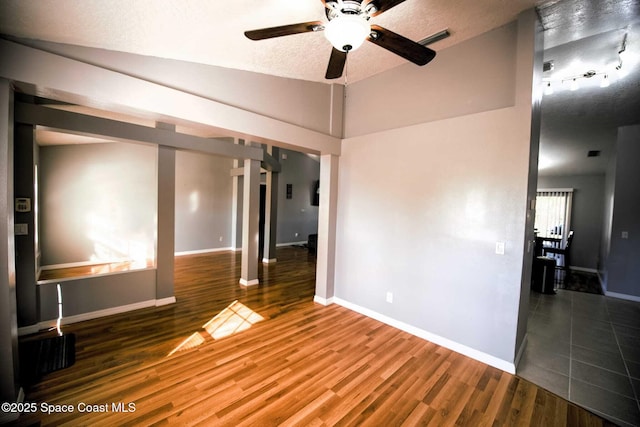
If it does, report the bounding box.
[12,247,612,426]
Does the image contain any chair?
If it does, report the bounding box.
[543,230,574,272]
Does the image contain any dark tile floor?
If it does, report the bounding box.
[519,288,640,426]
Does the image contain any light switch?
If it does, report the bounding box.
[495,242,505,255]
[15,223,28,235]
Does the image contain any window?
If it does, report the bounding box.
[534,188,573,245]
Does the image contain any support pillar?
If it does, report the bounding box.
[0,78,21,417]
[156,143,176,304]
[263,146,279,263]
[14,122,37,327]
[240,157,260,286]
[231,139,243,251]
[315,154,339,305]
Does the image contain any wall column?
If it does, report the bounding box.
[314,154,339,304]
[0,78,21,417]
[231,139,244,251]
[240,156,260,286]
[156,143,176,303]
[13,122,38,327]
[263,146,279,263]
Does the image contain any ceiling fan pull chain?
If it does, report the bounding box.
[345,55,349,86]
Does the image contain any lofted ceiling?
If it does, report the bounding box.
[0,0,550,83]
[1,0,639,176]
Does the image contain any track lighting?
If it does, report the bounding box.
[616,33,628,71]
[542,32,629,96]
[569,78,579,91]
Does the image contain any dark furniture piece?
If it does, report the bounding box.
[532,256,556,294]
[308,234,317,254]
[542,230,574,272]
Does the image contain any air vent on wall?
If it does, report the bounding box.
[587,150,601,157]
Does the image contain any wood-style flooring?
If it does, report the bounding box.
[12,247,612,426]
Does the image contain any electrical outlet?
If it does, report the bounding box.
[219,236,223,242]
[495,242,505,255]
[386,292,393,303]
[295,232,299,237]
[622,231,629,239]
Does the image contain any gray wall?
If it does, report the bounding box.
[38,270,157,320]
[276,149,320,244]
[39,142,320,260]
[345,22,517,138]
[233,148,320,249]
[39,142,157,266]
[334,14,540,367]
[10,39,339,136]
[537,174,605,270]
[606,125,640,298]
[175,150,233,252]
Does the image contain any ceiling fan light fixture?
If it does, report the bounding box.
[324,15,371,52]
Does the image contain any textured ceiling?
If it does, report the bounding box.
[0,0,548,83]
[1,0,639,177]
[537,0,640,176]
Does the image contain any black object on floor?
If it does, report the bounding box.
[20,333,76,384]
[532,256,556,294]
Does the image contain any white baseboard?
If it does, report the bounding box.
[313,295,335,306]
[175,247,232,256]
[156,296,176,306]
[604,291,640,303]
[333,297,516,374]
[18,297,176,336]
[239,278,259,287]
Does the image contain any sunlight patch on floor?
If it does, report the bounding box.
[168,300,264,356]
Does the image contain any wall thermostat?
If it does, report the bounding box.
[15,198,31,213]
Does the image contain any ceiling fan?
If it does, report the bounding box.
[244,0,436,80]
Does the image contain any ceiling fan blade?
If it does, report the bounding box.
[245,21,324,40]
[367,25,436,66]
[325,48,347,79]
[363,0,408,17]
